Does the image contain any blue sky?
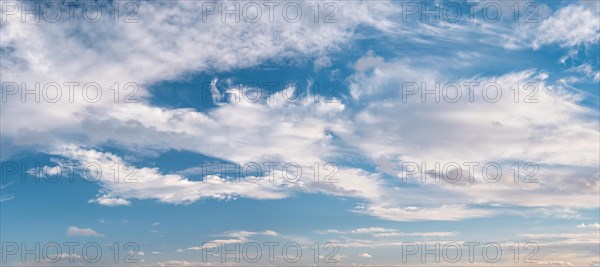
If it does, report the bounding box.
[1,0,599,266]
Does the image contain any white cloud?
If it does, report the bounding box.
[358,253,372,258]
[0,195,15,202]
[0,183,14,202]
[348,54,598,167]
[319,227,457,238]
[355,204,493,222]
[52,145,291,205]
[1,0,598,224]
[373,231,457,238]
[26,165,62,177]
[15,60,599,221]
[351,227,396,234]
[0,0,398,145]
[567,64,600,82]
[186,229,281,251]
[343,53,599,219]
[577,223,600,229]
[156,260,211,266]
[89,196,131,207]
[66,226,103,237]
[532,5,600,49]
[316,229,345,235]
[262,230,278,236]
[188,239,243,251]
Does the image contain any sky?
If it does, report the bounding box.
[0,0,599,266]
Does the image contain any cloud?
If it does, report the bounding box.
[52,145,291,205]
[89,196,131,207]
[566,64,600,82]
[0,195,15,202]
[262,230,278,236]
[319,227,457,238]
[316,229,345,235]
[358,253,372,258]
[26,165,62,177]
[221,229,279,240]
[354,204,493,222]
[186,229,281,251]
[15,59,599,221]
[0,183,14,202]
[532,4,600,49]
[66,226,103,237]
[577,223,600,229]
[187,239,243,251]
[1,0,598,224]
[0,0,398,147]
[156,260,214,266]
[351,227,396,234]
[348,54,598,167]
[372,231,457,238]
[343,53,599,219]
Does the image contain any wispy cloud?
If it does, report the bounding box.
[66,226,103,237]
